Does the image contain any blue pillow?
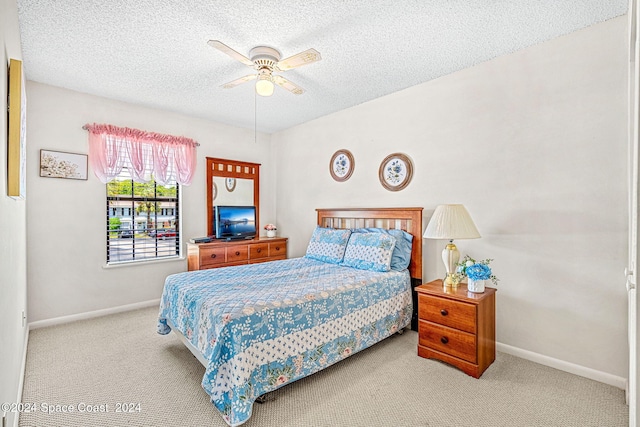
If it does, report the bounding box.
[304,226,352,264]
[341,232,396,272]
[352,228,413,271]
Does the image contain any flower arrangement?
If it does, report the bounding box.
[264,224,277,231]
[456,255,499,286]
[466,263,492,281]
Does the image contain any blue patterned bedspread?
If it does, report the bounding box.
[157,257,412,426]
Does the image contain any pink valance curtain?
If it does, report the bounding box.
[84,123,198,185]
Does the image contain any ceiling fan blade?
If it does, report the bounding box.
[208,40,254,67]
[221,74,257,89]
[273,75,305,95]
[275,48,321,71]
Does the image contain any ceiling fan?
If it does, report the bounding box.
[208,40,321,97]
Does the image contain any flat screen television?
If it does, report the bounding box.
[214,205,257,240]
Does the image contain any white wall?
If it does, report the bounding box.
[25,82,275,322]
[0,0,27,425]
[272,17,629,378]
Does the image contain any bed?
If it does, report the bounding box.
[157,207,423,426]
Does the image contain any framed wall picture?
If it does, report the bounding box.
[329,149,355,182]
[378,153,414,191]
[7,59,27,198]
[225,177,236,192]
[39,150,88,180]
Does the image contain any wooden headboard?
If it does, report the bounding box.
[316,207,423,281]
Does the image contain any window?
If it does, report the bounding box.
[106,168,180,264]
[84,123,197,264]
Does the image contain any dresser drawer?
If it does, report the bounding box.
[418,294,476,334]
[227,246,249,262]
[269,242,286,257]
[199,247,227,267]
[418,320,477,363]
[249,243,270,260]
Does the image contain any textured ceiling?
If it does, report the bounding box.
[17,0,628,134]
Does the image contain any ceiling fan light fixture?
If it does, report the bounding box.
[255,73,274,97]
[210,41,320,96]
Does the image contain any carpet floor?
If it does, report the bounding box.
[19,306,628,427]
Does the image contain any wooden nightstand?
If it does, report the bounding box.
[416,279,496,378]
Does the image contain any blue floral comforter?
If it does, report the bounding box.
[157,257,412,426]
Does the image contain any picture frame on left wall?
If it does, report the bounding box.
[7,58,27,198]
[40,150,88,180]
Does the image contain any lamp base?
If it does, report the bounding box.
[444,273,459,289]
[441,242,460,288]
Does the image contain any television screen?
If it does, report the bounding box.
[214,205,257,240]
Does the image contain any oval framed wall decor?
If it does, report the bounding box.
[225,177,236,192]
[378,153,414,191]
[329,149,355,182]
[212,181,218,200]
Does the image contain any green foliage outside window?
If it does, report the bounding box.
[109,217,122,231]
[107,179,176,198]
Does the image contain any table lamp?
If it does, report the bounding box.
[423,204,481,287]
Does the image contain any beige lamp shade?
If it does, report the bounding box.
[423,204,481,240]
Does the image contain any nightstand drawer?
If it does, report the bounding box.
[418,320,477,363]
[199,247,227,267]
[227,246,249,262]
[418,294,476,334]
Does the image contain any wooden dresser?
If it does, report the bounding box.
[187,237,288,271]
[416,279,496,378]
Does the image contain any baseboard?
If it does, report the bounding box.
[497,342,627,390]
[29,299,160,330]
[25,304,627,391]
[13,326,29,427]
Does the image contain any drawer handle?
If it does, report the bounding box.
[257,248,261,253]
[440,336,449,345]
[440,309,448,316]
[210,254,217,259]
[274,246,280,251]
[235,251,240,256]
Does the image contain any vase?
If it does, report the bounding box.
[266,230,276,238]
[467,279,485,293]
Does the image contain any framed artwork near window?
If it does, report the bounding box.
[39,149,88,180]
[378,153,413,191]
[329,149,354,182]
[7,59,27,198]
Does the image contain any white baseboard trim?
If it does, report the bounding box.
[25,305,627,391]
[29,299,160,330]
[497,342,627,390]
[13,326,29,427]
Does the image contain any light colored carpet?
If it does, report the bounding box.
[20,307,628,427]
